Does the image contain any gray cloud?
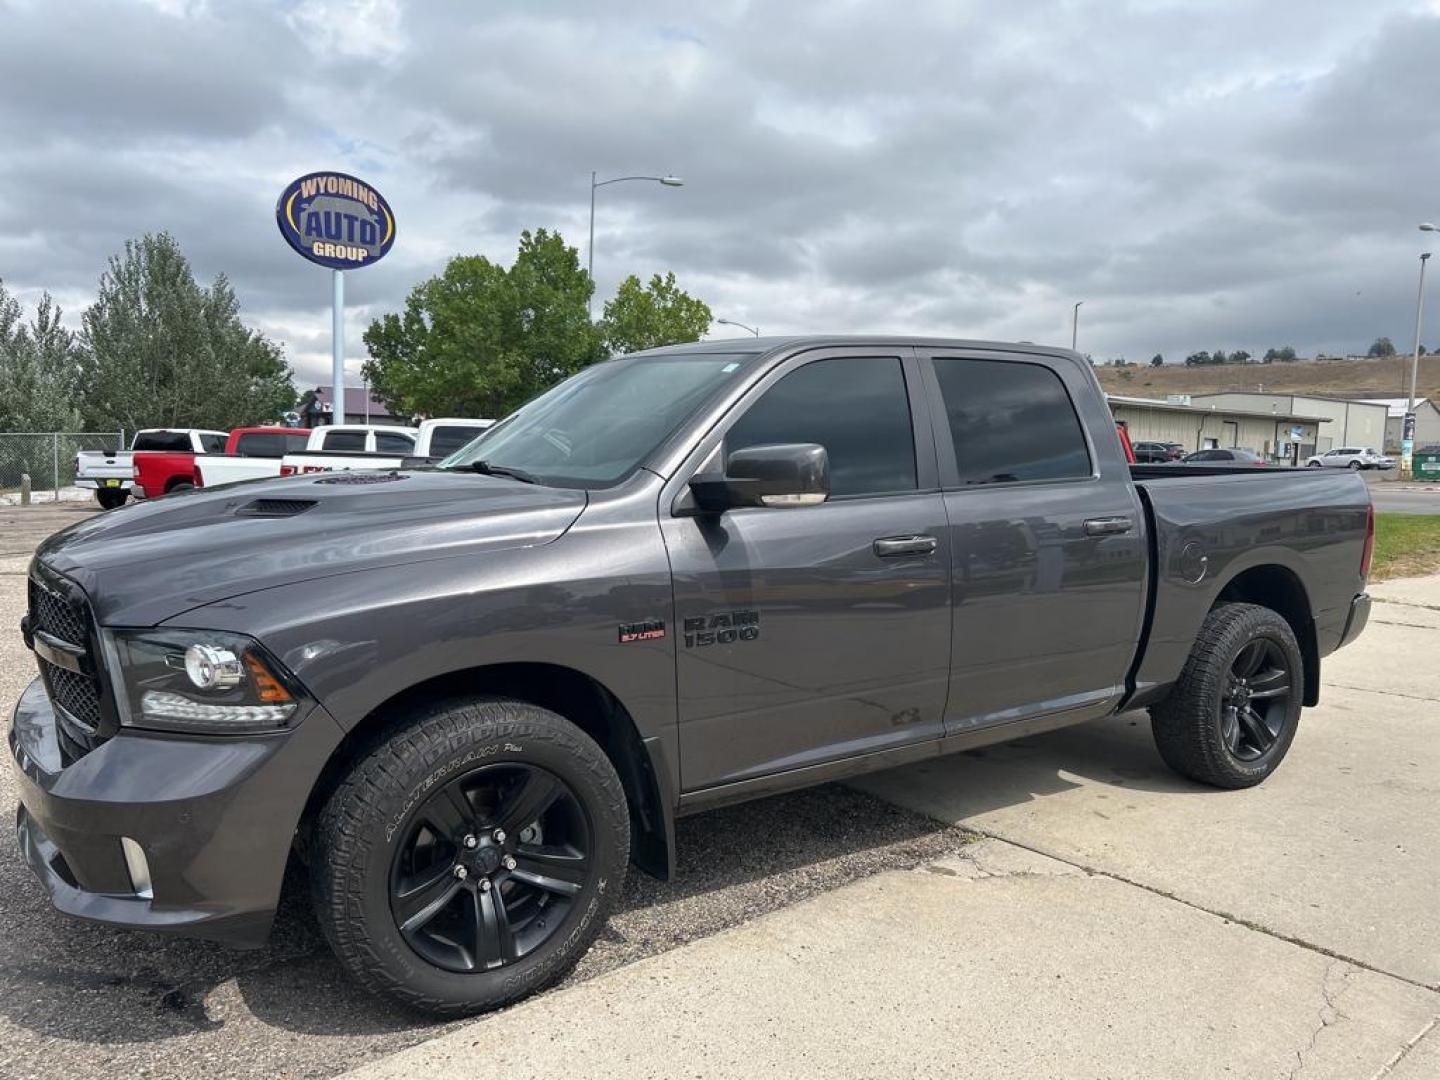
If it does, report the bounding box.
[0,0,1438,387]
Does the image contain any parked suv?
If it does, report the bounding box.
[14,337,1373,1016]
[1132,440,1184,462]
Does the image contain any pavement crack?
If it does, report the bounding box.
[1370,1016,1440,1079]
[1288,959,1354,1079]
[963,829,1440,997]
[1373,597,1440,613]
[1327,682,1440,704]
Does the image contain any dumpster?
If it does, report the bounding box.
[1414,447,1440,481]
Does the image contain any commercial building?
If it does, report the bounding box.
[1187,393,1387,453]
[1107,394,1329,464]
[1353,398,1440,451]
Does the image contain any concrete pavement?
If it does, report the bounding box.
[346,573,1440,1079]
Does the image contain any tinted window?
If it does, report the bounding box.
[322,430,366,452]
[236,431,309,457]
[725,356,916,497]
[199,433,227,453]
[932,358,1091,485]
[428,425,488,457]
[132,431,192,452]
[375,431,416,453]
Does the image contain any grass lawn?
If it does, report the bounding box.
[1371,513,1440,580]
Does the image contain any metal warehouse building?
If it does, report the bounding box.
[1187,393,1388,453]
[1107,394,1329,464]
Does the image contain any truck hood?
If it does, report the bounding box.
[35,468,588,625]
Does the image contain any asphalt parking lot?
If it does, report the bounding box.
[0,506,975,1080]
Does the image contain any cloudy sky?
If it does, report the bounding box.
[3,0,1440,386]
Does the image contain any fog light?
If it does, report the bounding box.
[184,645,242,690]
[120,836,153,899]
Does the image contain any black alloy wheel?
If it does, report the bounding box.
[389,763,591,973]
[1219,637,1291,762]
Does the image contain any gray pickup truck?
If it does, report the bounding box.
[11,336,1373,1015]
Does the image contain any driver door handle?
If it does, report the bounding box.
[1084,516,1134,536]
[873,535,938,558]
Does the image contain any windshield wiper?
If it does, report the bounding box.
[468,460,539,484]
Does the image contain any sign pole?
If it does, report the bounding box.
[332,269,345,427]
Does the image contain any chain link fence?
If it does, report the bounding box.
[0,432,126,503]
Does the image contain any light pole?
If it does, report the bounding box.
[1071,301,1084,351]
[1407,229,1437,477]
[588,172,684,316]
[716,318,760,337]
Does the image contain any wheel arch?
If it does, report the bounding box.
[1212,563,1319,706]
[299,662,675,880]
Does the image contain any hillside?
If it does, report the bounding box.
[1095,354,1440,404]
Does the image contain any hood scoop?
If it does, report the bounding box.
[236,498,318,518]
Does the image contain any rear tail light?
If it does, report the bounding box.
[279,465,296,477]
[194,465,205,487]
[132,463,141,479]
[1360,502,1375,580]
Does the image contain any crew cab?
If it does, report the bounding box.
[193,427,315,488]
[13,337,1373,1017]
[278,418,491,477]
[76,429,227,509]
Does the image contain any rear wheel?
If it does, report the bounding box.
[1151,603,1302,788]
[94,489,128,510]
[311,697,629,1016]
[1306,461,1322,468]
[167,480,195,493]
[1349,460,1363,470]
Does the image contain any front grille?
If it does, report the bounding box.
[28,569,110,766]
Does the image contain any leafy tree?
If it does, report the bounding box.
[0,281,81,430]
[1184,351,1212,367]
[600,272,711,355]
[1230,349,1251,365]
[1367,336,1396,357]
[79,233,294,432]
[1263,345,1298,363]
[1212,348,1228,365]
[363,229,603,419]
[1150,353,1164,367]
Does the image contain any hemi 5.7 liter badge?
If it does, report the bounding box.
[618,619,667,643]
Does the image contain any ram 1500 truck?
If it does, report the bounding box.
[11,337,1373,1016]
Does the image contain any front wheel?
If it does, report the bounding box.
[311,697,629,1016]
[1150,603,1303,789]
[1306,461,1322,468]
[1349,460,1363,470]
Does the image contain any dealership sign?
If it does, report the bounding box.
[276,171,395,270]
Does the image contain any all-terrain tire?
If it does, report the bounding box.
[1150,602,1303,789]
[310,697,629,1016]
[95,489,128,510]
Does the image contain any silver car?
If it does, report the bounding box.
[1304,446,1395,470]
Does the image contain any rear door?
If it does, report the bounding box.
[661,348,952,792]
[917,348,1147,733]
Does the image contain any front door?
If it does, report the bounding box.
[661,349,951,793]
[918,349,1148,732]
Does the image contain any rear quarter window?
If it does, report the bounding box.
[322,430,367,452]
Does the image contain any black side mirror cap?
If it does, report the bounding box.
[687,443,830,513]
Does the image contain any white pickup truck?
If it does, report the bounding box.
[277,418,493,478]
[76,428,227,509]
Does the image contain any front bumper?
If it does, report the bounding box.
[9,677,342,946]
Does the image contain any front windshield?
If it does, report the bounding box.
[442,351,758,487]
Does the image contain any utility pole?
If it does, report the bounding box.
[1405,252,1430,479]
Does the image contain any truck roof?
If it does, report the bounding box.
[629,335,1083,361]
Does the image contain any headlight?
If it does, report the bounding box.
[107,629,310,734]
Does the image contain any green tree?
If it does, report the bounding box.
[600,272,712,355]
[1184,351,1211,367]
[1150,353,1164,367]
[363,229,603,419]
[1263,345,1297,363]
[79,233,294,431]
[1367,336,1396,357]
[1212,348,1228,365]
[1230,349,1251,364]
[0,281,82,430]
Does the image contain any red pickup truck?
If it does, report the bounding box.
[130,431,229,499]
[135,427,314,498]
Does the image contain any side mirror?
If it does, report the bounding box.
[688,443,830,513]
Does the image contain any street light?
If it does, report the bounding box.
[716,318,760,337]
[1404,229,1436,477]
[1071,301,1084,351]
[587,172,684,316]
